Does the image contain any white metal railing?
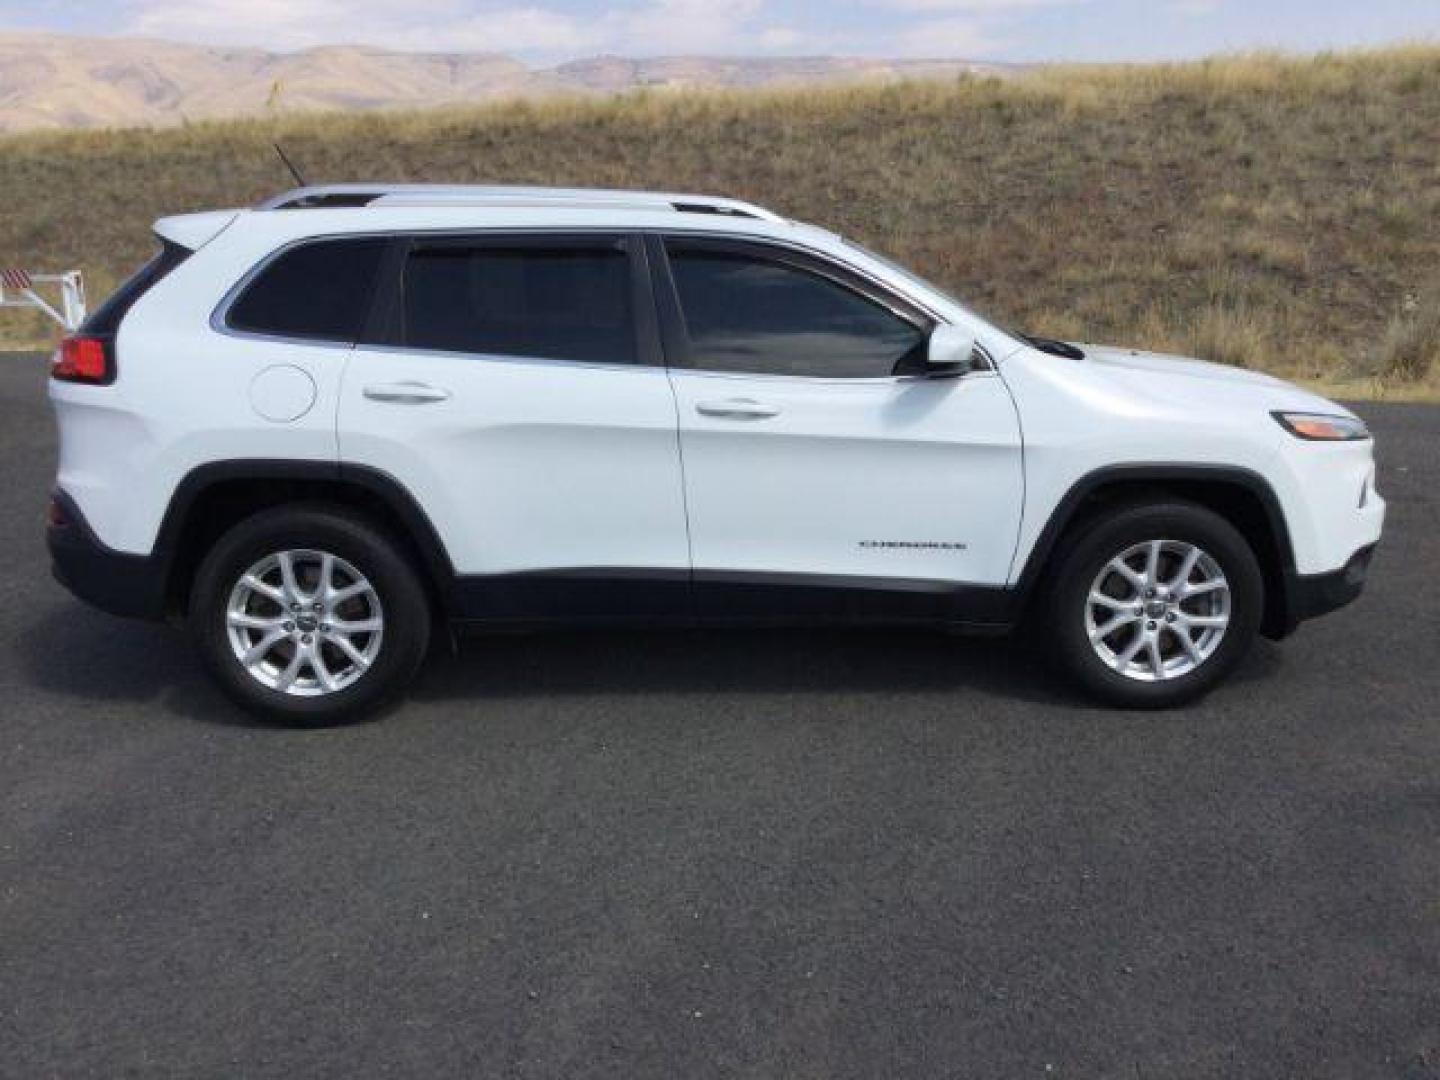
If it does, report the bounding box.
[0,270,88,332]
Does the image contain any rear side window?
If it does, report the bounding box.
[398,241,637,364]
[227,238,387,343]
[82,240,191,336]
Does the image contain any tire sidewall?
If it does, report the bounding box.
[1048,503,1264,708]
[190,506,430,724]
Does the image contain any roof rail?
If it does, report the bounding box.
[255,184,786,222]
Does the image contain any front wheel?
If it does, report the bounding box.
[1045,502,1264,708]
[190,505,431,724]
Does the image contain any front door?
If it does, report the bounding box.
[653,234,1024,623]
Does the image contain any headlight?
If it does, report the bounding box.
[1272,411,1370,442]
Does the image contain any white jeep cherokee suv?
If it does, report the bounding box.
[46,184,1385,722]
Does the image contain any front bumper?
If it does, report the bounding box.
[1290,543,1376,622]
[47,489,168,620]
[1273,543,1376,637]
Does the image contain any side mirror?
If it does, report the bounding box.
[926,325,979,375]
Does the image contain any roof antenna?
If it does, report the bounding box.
[273,143,307,188]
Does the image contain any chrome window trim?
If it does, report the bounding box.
[347,339,664,376]
[653,231,996,384]
[658,229,948,327]
[211,228,653,361]
[209,226,981,383]
[666,367,999,388]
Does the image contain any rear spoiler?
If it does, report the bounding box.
[153,210,240,251]
[0,211,238,335]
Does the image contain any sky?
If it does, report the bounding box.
[1,0,1437,62]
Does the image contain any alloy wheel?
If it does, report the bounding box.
[225,549,384,697]
[1084,539,1231,682]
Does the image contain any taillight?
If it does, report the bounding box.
[51,335,113,384]
[46,496,71,529]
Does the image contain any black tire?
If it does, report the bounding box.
[1044,501,1263,709]
[189,504,431,725]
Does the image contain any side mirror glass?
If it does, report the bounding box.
[927,325,979,374]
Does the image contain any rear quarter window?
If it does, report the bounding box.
[226,238,388,343]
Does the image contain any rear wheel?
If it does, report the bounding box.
[190,505,430,724]
[1045,501,1263,708]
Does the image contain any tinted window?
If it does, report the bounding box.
[228,238,387,343]
[667,244,926,378]
[400,242,636,364]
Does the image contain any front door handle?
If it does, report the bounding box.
[695,398,781,421]
[363,381,452,404]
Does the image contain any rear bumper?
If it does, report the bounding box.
[47,489,168,620]
[1272,544,1376,638]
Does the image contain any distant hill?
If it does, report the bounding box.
[1,46,1435,392]
[0,31,1016,132]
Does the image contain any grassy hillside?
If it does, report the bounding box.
[3,47,1438,394]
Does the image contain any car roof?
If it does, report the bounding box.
[164,184,845,259]
[153,184,982,330]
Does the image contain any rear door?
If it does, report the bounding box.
[653,234,1024,623]
[338,232,691,621]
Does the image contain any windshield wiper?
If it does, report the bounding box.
[1018,334,1086,360]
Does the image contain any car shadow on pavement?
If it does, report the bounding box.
[413,625,1077,708]
[17,603,1285,726]
[14,605,248,724]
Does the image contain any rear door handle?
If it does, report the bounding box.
[695,398,781,421]
[363,381,452,404]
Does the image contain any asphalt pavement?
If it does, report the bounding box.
[2,353,1438,1078]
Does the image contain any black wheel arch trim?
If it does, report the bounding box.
[1010,463,1300,636]
[151,459,460,617]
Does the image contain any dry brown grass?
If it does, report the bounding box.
[2,45,1439,397]
[1371,286,1440,382]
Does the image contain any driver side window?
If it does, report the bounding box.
[665,241,928,378]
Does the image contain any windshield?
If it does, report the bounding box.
[841,238,970,310]
[843,238,1083,358]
